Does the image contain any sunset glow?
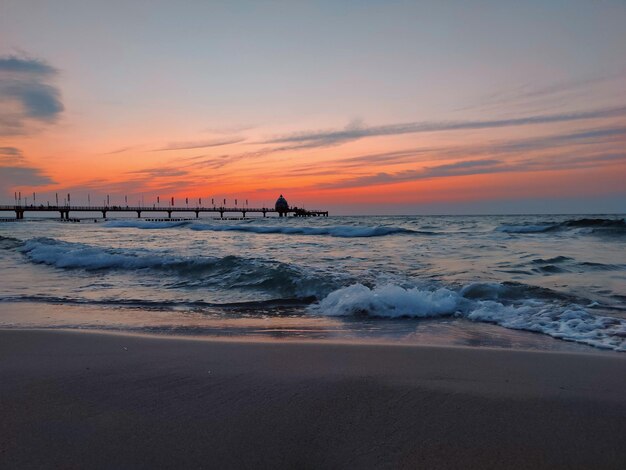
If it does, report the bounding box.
[1,1,625,214]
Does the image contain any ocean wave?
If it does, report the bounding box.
[496,217,626,235]
[0,294,314,311]
[0,235,23,250]
[309,283,626,351]
[496,224,556,234]
[104,219,432,237]
[19,238,339,298]
[190,223,429,237]
[104,220,191,229]
[562,218,626,229]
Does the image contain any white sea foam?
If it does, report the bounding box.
[466,301,626,351]
[312,283,460,317]
[310,283,626,351]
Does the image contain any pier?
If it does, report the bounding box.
[0,204,329,220]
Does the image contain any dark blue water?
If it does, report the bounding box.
[0,214,624,351]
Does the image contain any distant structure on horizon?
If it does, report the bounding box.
[275,194,289,217]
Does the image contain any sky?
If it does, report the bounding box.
[1,0,625,214]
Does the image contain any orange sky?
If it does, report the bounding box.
[1,1,625,213]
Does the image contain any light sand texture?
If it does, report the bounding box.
[1,330,625,469]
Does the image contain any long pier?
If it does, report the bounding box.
[0,205,328,220]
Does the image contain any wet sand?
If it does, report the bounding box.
[0,329,624,469]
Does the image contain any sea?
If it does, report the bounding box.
[1,214,625,352]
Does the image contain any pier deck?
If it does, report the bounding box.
[0,205,329,220]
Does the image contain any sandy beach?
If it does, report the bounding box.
[0,329,624,469]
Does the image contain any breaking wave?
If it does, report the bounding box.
[310,283,626,351]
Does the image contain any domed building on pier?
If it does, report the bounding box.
[275,194,289,217]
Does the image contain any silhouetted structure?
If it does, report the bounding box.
[275,195,289,217]
[0,195,328,220]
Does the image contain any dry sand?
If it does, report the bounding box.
[0,329,624,469]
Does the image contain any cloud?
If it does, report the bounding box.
[103,146,135,155]
[264,105,626,149]
[494,126,626,153]
[127,167,189,178]
[319,151,626,190]
[0,146,56,194]
[321,159,508,189]
[155,136,245,151]
[0,56,57,75]
[0,166,56,192]
[459,71,626,113]
[283,124,626,175]
[0,146,24,164]
[0,55,64,136]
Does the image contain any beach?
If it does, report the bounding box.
[3,0,626,467]
[1,329,624,469]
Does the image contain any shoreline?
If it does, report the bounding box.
[1,301,616,354]
[1,329,624,468]
[0,324,619,354]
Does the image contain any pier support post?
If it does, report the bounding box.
[102,210,107,219]
[242,211,246,219]
[195,210,199,218]
[167,210,172,219]
[219,210,224,219]
[136,211,141,218]
[262,209,266,217]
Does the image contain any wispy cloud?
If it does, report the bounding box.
[0,146,24,165]
[320,152,626,190]
[264,105,626,149]
[285,124,626,174]
[155,136,245,151]
[459,71,626,113]
[0,55,64,136]
[320,159,509,189]
[103,146,135,155]
[127,167,189,178]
